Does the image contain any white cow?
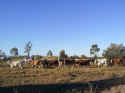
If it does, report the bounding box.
[8,60,26,69]
[95,58,108,67]
[23,58,32,63]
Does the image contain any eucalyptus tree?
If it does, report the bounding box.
[10,47,18,57]
[90,44,100,59]
[47,50,53,56]
[24,41,32,58]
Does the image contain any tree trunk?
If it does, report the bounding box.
[28,52,30,58]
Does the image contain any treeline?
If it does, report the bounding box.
[1,41,125,61]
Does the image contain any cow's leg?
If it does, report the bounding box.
[20,66,23,69]
[44,64,47,68]
[46,64,48,68]
[63,59,66,68]
[58,61,61,68]
[43,64,45,68]
[58,61,63,72]
[38,65,41,68]
[18,64,23,69]
[41,64,43,68]
[78,64,80,71]
[71,63,77,72]
[32,65,35,68]
[10,64,13,68]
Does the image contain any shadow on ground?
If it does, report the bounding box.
[1,76,125,93]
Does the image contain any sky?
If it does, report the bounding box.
[0,0,125,56]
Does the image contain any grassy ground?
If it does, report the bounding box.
[0,63,125,93]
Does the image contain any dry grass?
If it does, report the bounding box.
[0,64,125,93]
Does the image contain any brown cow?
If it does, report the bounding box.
[74,59,90,65]
[29,59,42,68]
[71,59,90,71]
[47,59,58,66]
[112,58,121,65]
[58,58,65,69]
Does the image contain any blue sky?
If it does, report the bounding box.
[0,0,125,56]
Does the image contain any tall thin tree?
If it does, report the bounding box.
[90,44,100,59]
[24,41,32,58]
[47,50,53,56]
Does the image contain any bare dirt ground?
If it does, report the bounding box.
[0,64,125,93]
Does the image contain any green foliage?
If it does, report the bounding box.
[47,50,53,56]
[70,55,80,59]
[103,43,125,59]
[81,54,87,59]
[10,47,18,57]
[59,50,68,59]
[24,41,32,57]
[90,44,100,58]
[0,49,5,56]
[18,56,27,58]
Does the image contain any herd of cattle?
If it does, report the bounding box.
[5,57,123,69]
